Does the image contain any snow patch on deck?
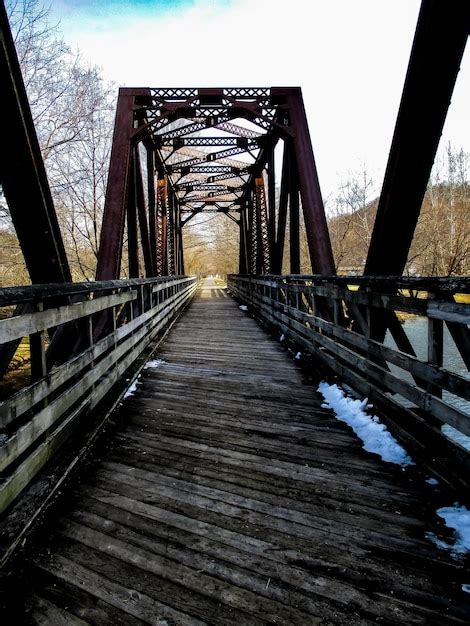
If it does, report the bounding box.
[124,379,139,398]
[144,358,165,369]
[427,504,470,557]
[124,358,165,398]
[318,382,413,467]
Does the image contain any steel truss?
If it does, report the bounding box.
[2,1,467,283]
[96,85,338,278]
[0,3,71,284]
[96,0,469,282]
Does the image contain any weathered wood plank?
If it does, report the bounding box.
[245,288,470,436]
[35,551,204,626]
[26,594,89,625]
[72,497,452,615]
[0,287,193,471]
[0,281,196,514]
[0,292,136,344]
[20,280,470,624]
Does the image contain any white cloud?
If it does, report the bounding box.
[52,0,469,200]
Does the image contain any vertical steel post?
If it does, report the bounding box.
[248,188,257,274]
[238,219,245,275]
[0,3,71,284]
[289,160,300,274]
[179,229,185,275]
[173,199,183,275]
[267,143,276,262]
[134,147,154,277]
[285,88,335,275]
[156,175,168,276]
[254,176,271,273]
[147,148,157,273]
[365,0,469,276]
[239,203,249,274]
[272,141,290,275]
[167,187,176,275]
[127,151,139,278]
[96,89,136,280]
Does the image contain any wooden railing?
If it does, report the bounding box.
[0,276,197,516]
[228,274,470,487]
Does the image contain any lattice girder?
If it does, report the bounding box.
[97,86,335,278]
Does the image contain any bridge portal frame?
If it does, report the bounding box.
[95,86,336,280]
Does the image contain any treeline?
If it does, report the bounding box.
[326,148,469,276]
[1,0,113,284]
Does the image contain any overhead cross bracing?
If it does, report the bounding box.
[142,89,275,216]
[148,90,274,222]
[96,86,336,280]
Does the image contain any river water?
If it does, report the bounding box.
[384,317,470,450]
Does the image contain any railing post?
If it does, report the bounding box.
[84,293,94,349]
[365,286,372,341]
[30,302,47,382]
[428,290,444,399]
[128,288,135,322]
[333,291,340,326]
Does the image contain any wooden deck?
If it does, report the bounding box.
[22,280,470,624]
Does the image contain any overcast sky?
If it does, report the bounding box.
[50,0,469,202]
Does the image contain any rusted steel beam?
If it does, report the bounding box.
[281,88,335,275]
[147,148,158,274]
[254,176,271,274]
[289,159,300,274]
[0,3,71,284]
[167,188,176,276]
[156,176,168,276]
[96,89,139,280]
[239,203,249,274]
[365,0,469,276]
[176,206,185,275]
[173,199,180,275]
[267,144,276,263]
[248,189,257,275]
[106,86,334,277]
[127,151,139,278]
[272,142,290,275]
[156,137,263,148]
[134,148,154,277]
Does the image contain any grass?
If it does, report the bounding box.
[0,338,31,401]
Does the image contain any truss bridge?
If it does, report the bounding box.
[0,0,469,622]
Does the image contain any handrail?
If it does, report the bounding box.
[0,276,198,515]
[228,274,470,489]
[234,274,470,294]
[0,276,187,306]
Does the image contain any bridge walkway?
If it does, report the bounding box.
[23,281,469,624]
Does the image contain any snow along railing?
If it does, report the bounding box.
[228,274,470,489]
[0,276,197,516]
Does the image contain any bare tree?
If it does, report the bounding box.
[327,166,376,272]
[410,145,469,276]
[7,1,106,163]
[182,213,239,275]
[3,0,114,281]
[52,85,114,279]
